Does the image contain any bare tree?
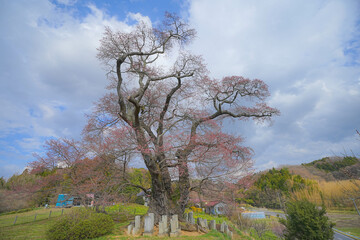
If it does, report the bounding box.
[91,12,279,218]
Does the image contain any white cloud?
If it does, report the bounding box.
[16,138,43,151]
[0,0,359,178]
[55,0,77,6]
[188,0,360,169]
[0,0,151,177]
[258,160,278,171]
[0,161,23,179]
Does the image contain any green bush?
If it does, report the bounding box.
[134,196,145,205]
[280,199,334,240]
[46,208,114,240]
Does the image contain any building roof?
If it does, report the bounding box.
[191,199,225,207]
[203,201,225,207]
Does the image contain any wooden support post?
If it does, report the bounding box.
[351,198,360,216]
[13,216,17,225]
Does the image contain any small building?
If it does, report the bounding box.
[55,194,94,207]
[203,201,227,215]
[55,194,77,207]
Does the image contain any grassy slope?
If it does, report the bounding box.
[0,217,58,240]
[0,208,66,228]
[0,208,71,240]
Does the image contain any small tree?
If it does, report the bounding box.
[281,199,334,240]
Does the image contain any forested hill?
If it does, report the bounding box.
[238,157,360,209]
[285,156,360,181]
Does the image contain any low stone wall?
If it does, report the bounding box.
[127,211,233,239]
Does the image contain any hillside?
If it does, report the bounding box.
[239,156,360,210]
[283,156,360,181]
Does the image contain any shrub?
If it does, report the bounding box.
[190,206,202,213]
[134,196,145,205]
[252,220,268,238]
[46,208,114,240]
[280,199,334,240]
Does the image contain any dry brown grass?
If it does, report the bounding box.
[283,164,335,181]
[292,179,360,209]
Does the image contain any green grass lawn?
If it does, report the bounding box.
[0,207,72,240]
[188,211,229,224]
[0,204,149,240]
[337,227,360,237]
[0,208,68,228]
[106,203,149,215]
[327,209,358,215]
[0,204,281,240]
[0,216,60,240]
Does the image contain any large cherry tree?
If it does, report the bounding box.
[90,13,279,217]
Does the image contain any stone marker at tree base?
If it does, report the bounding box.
[197,217,202,225]
[127,213,235,237]
[224,224,229,234]
[227,228,233,239]
[209,220,216,230]
[143,215,154,236]
[132,215,141,235]
[162,215,169,233]
[220,221,227,233]
[200,218,208,229]
[188,211,195,224]
[149,212,155,224]
[158,215,169,236]
[127,224,133,235]
[184,212,188,222]
[170,214,181,237]
[196,217,207,229]
[203,219,208,228]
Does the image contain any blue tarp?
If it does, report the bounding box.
[55,194,74,207]
[242,212,266,219]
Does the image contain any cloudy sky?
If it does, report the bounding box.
[1,0,359,178]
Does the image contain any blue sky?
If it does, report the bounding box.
[49,0,185,21]
[1,0,360,178]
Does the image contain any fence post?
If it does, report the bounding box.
[61,209,64,215]
[34,214,37,221]
[13,216,17,225]
[48,210,52,219]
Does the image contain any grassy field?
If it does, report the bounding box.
[185,210,228,224]
[0,206,242,240]
[0,208,67,228]
[106,203,149,216]
[336,227,360,237]
[327,210,360,238]
[0,215,60,240]
[0,207,72,240]
[0,204,283,240]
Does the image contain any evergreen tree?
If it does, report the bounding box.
[281,199,334,240]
